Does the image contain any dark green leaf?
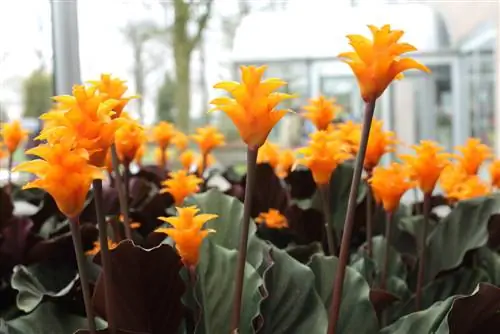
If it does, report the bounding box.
[424,195,500,283]
[477,247,500,285]
[308,255,378,334]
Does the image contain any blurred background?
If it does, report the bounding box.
[0,0,498,167]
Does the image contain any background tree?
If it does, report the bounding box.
[22,69,52,118]
[156,72,176,122]
[159,0,214,132]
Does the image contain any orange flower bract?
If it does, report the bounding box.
[334,121,361,154]
[276,149,295,178]
[364,119,396,171]
[439,164,468,200]
[114,115,146,164]
[88,73,138,117]
[255,209,288,229]
[454,138,492,175]
[191,126,225,155]
[448,176,491,202]
[400,140,451,194]
[297,131,352,185]
[490,160,500,189]
[179,149,199,171]
[160,170,203,205]
[0,120,28,153]
[302,96,340,131]
[13,143,104,218]
[172,131,189,151]
[339,24,431,102]
[152,121,176,150]
[369,163,414,213]
[257,141,280,169]
[210,65,294,149]
[156,206,218,266]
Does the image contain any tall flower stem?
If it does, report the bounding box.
[92,180,115,334]
[319,183,338,256]
[380,211,393,290]
[365,170,373,258]
[415,192,431,310]
[328,100,376,334]
[160,147,167,176]
[230,148,258,332]
[7,153,13,195]
[123,162,130,206]
[110,144,132,239]
[199,153,208,178]
[69,216,97,334]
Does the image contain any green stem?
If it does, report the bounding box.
[230,147,258,332]
[110,144,132,239]
[415,192,431,310]
[7,153,13,196]
[327,100,376,334]
[93,180,116,334]
[69,216,97,334]
[319,183,338,256]
[380,211,393,290]
[366,170,373,258]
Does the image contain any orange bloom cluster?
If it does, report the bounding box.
[490,160,500,189]
[400,140,451,194]
[210,65,294,149]
[440,164,490,202]
[156,206,218,266]
[255,209,288,229]
[257,141,280,168]
[152,121,177,150]
[364,119,397,171]
[302,96,341,131]
[297,131,352,185]
[0,120,28,154]
[369,162,414,213]
[454,138,492,175]
[161,170,203,205]
[276,149,296,178]
[0,142,7,160]
[172,131,189,151]
[114,113,146,165]
[88,73,138,117]
[339,24,430,103]
[192,126,225,155]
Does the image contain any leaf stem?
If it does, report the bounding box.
[93,179,116,334]
[327,100,376,334]
[415,192,431,310]
[380,211,393,290]
[69,216,97,334]
[230,147,258,333]
[319,183,338,256]
[110,144,132,239]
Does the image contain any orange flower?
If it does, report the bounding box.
[114,115,146,165]
[339,24,430,102]
[439,164,469,200]
[490,160,500,189]
[448,176,491,202]
[255,209,288,229]
[154,148,172,168]
[104,149,114,173]
[13,143,104,218]
[334,121,361,154]
[196,153,216,175]
[210,65,294,149]
[156,206,218,266]
[179,149,199,171]
[172,131,189,151]
[364,119,396,171]
[400,140,451,194]
[454,138,492,175]
[0,142,8,160]
[152,121,176,150]
[257,141,280,168]
[369,162,414,213]
[86,239,118,256]
[0,120,28,153]
[302,96,341,131]
[276,149,295,178]
[191,126,226,155]
[39,85,120,166]
[134,144,146,166]
[297,131,352,185]
[160,170,203,205]
[88,73,138,117]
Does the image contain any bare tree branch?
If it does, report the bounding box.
[188,0,214,51]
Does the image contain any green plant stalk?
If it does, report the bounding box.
[415,192,431,310]
[110,144,132,239]
[380,210,393,290]
[93,180,116,334]
[230,147,258,333]
[199,152,208,178]
[69,216,97,334]
[7,153,13,195]
[328,100,376,334]
[366,170,373,258]
[161,146,167,176]
[319,183,338,256]
[123,161,130,207]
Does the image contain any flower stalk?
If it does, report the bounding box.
[380,211,393,290]
[319,183,338,255]
[230,148,258,332]
[328,100,376,334]
[365,170,373,258]
[69,216,97,334]
[92,179,116,333]
[7,153,13,195]
[415,192,431,310]
[110,144,132,239]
